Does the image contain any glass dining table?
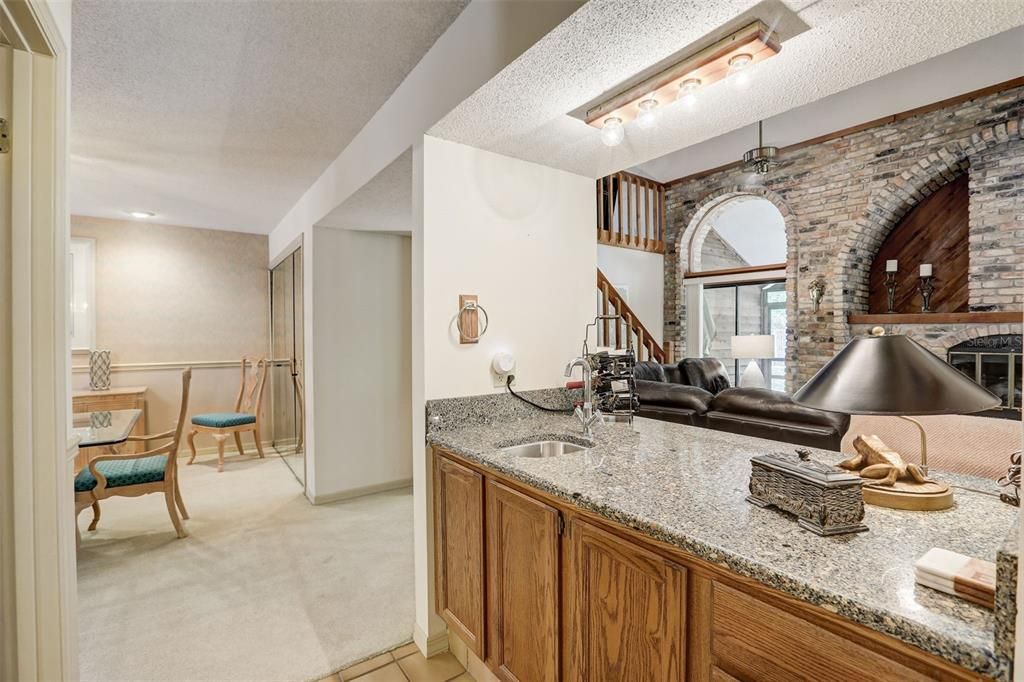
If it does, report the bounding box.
[72,408,142,449]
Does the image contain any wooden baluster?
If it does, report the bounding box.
[637,327,645,360]
[596,178,604,243]
[634,179,641,248]
[601,282,610,346]
[621,174,628,246]
[658,184,666,252]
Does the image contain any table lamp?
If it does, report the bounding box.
[731,335,776,388]
[792,327,1000,510]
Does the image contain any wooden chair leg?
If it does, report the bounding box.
[164,483,188,538]
[233,432,245,457]
[174,473,189,520]
[252,425,266,459]
[88,501,101,532]
[213,434,228,472]
[187,428,199,465]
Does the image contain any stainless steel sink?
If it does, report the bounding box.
[500,440,588,458]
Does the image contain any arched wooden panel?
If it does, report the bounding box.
[869,174,969,314]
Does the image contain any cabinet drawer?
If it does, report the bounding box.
[708,582,930,682]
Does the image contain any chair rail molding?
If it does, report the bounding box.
[70,359,249,373]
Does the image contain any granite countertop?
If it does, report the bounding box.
[427,397,1017,679]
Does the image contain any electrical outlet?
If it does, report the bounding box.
[493,371,515,389]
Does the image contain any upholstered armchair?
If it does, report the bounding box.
[187,356,268,472]
[75,368,192,539]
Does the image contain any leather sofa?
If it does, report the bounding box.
[634,359,850,451]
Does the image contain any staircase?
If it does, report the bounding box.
[596,269,672,363]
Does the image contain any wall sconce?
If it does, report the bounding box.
[808,278,826,314]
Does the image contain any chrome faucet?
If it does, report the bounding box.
[565,356,602,438]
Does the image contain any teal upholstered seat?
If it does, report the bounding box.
[191,412,256,428]
[74,454,168,492]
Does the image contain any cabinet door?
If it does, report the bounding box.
[434,454,486,657]
[486,480,561,682]
[566,517,686,681]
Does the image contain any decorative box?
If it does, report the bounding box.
[747,449,868,536]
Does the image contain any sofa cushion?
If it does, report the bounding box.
[634,361,668,383]
[709,387,851,433]
[75,454,168,492]
[191,412,256,428]
[636,380,713,413]
[680,358,731,395]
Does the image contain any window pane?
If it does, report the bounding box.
[702,287,737,385]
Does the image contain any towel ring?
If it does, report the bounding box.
[456,301,489,341]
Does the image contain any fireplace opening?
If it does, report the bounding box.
[947,334,1022,420]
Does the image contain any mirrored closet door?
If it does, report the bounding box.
[269,245,305,484]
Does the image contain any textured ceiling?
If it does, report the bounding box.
[71,0,467,233]
[318,149,412,234]
[429,0,1024,179]
[635,26,1024,181]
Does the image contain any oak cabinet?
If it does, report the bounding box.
[486,479,561,681]
[434,455,486,657]
[432,448,982,682]
[566,517,686,681]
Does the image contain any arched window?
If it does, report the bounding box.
[690,196,786,274]
[684,195,788,389]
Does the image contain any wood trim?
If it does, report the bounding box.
[665,76,1024,187]
[685,263,787,279]
[848,312,1022,325]
[433,447,987,681]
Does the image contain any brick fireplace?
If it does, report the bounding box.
[663,83,1024,391]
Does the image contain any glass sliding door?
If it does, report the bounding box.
[269,246,305,484]
[701,280,787,390]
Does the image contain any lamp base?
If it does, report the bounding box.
[739,360,766,389]
[862,479,954,511]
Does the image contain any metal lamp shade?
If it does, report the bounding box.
[792,331,1001,416]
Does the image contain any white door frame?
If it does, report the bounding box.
[0,1,75,680]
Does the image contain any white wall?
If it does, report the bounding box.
[311,227,412,500]
[421,136,595,398]
[596,245,663,345]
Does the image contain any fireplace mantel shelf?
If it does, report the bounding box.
[848,311,1022,325]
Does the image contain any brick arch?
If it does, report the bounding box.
[833,119,1024,327]
[675,186,793,274]
[671,186,802,389]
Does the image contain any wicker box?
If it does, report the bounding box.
[747,449,868,536]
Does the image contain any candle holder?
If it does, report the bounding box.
[918,276,935,312]
[884,272,898,313]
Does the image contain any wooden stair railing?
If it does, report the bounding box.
[596,269,673,363]
[597,171,666,254]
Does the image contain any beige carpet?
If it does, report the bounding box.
[842,414,1022,480]
[77,454,414,682]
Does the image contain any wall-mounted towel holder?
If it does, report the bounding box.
[457,295,489,344]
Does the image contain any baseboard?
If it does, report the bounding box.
[312,478,412,505]
[413,623,449,658]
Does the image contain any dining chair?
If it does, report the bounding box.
[74,368,192,540]
[187,356,268,472]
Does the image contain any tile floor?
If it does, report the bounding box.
[320,642,472,682]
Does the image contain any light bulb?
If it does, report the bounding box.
[728,53,753,89]
[677,78,701,108]
[636,99,658,130]
[600,117,624,147]
[127,210,155,219]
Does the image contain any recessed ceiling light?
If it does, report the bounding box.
[127,210,155,219]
